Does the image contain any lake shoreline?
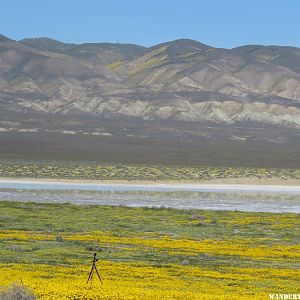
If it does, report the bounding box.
[0,176,300,187]
[1,177,300,213]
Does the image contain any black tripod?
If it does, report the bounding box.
[87,253,103,285]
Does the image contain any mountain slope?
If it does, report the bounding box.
[1,34,300,166]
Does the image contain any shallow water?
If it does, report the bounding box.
[1,180,300,193]
[0,180,299,213]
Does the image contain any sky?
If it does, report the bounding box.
[1,0,300,48]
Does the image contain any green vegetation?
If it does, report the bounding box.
[257,54,281,61]
[107,60,125,70]
[0,201,299,269]
[0,202,299,299]
[0,162,300,181]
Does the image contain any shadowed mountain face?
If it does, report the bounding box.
[1,34,300,167]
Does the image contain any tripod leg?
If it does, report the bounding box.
[87,266,94,284]
[94,266,103,285]
[90,269,94,283]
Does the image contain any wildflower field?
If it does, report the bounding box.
[0,201,299,299]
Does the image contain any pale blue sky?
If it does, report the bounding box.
[1,0,300,48]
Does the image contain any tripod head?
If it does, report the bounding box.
[93,253,99,263]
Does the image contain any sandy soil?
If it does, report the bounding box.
[0,176,300,186]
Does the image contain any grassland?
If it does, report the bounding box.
[0,201,299,299]
[1,162,300,183]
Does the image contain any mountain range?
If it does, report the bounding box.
[1,34,300,167]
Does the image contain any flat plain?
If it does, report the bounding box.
[1,162,300,299]
[1,161,300,183]
[0,201,299,299]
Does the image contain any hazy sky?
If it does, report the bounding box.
[2,0,300,48]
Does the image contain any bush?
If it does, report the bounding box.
[0,284,35,300]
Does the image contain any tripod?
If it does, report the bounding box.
[87,253,103,285]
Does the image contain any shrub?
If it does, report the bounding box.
[0,284,35,300]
